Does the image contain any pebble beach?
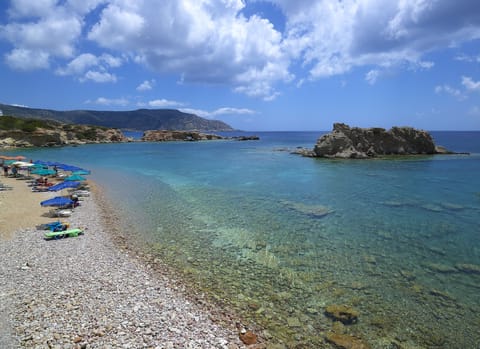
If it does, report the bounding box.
[0,176,248,348]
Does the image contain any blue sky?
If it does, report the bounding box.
[1,0,480,131]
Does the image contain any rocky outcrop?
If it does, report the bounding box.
[0,126,128,148]
[141,130,224,142]
[313,123,439,158]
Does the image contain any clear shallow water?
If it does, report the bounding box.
[16,132,480,348]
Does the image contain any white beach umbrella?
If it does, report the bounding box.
[12,161,34,167]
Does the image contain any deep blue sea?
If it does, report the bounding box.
[10,131,480,348]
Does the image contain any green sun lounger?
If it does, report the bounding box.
[44,228,83,240]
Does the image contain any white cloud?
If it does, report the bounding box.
[211,107,256,116]
[87,0,291,100]
[179,108,211,118]
[5,48,50,70]
[365,69,380,85]
[180,106,256,118]
[7,0,58,18]
[434,84,466,101]
[147,99,184,108]
[82,70,117,83]
[1,9,82,70]
[2,0,480,96]
[462,76,480,92]
[86,97,129,106]
[56,53,123,82]
[1,1,106,71]
[455,54,480,63]
[273,0,480,80]
[56,53,99,76]
[137,80,155,91]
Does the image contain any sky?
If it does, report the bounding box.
[1,0,480,131]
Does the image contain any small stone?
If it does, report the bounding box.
[287,317,302,328]
[239,330,258,345]
[73,336,83,343]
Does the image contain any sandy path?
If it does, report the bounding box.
[0,175,58,240]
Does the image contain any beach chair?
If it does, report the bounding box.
[38,221,70,232]
[37,221,61,230]
[0,183,13,190]
[44,228,83,240]
[48,209,73,218]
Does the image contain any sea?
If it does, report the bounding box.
[12,131,480,348]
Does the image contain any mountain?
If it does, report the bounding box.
[0,103,233,131]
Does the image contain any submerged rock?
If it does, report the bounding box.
[325,332,371,349]
[312,123,450,158]
[280,200,334,218]
[324,304,359,324]
[426,263,457,274]
[455,263,480,275]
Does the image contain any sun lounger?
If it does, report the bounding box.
[38,221,70,231]
[44,228,83,240]
[0,184,13,190]
[49,209,73,218]
[71,190,90,197]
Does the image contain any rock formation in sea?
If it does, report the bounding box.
[141,130,224,142]
[311,123,445,158]
[141,130,261,142]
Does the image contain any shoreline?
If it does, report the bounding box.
[0,176,249,348]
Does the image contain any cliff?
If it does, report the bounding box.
[0,115,128,148]
[0,103,234,131]
[312,123,442,158]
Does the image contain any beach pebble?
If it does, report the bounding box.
[0,192,245,348]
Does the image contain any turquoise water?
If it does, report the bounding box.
[12,132,480,348]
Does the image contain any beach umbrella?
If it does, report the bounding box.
[12,161,34,167]
[31,163,47,169]
[0,155,26,160]
[48,181,81,191]
[31,168,56,176]
[64,174,86,181]
[71,170,91,175]
[40,196,74,207]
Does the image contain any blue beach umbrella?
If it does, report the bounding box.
[71,170,91,175]
[31,168,56,176]
[64,174,86,181]
[40,196,74,207]
[48,181,82,191]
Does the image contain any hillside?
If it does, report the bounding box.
[0,104,233,131]
[0,115,127,148]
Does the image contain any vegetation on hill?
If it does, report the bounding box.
[0,115,125,147]
[0,104,234,131]
[0,115,56,132]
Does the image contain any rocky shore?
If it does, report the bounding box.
[0,184,247,348]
